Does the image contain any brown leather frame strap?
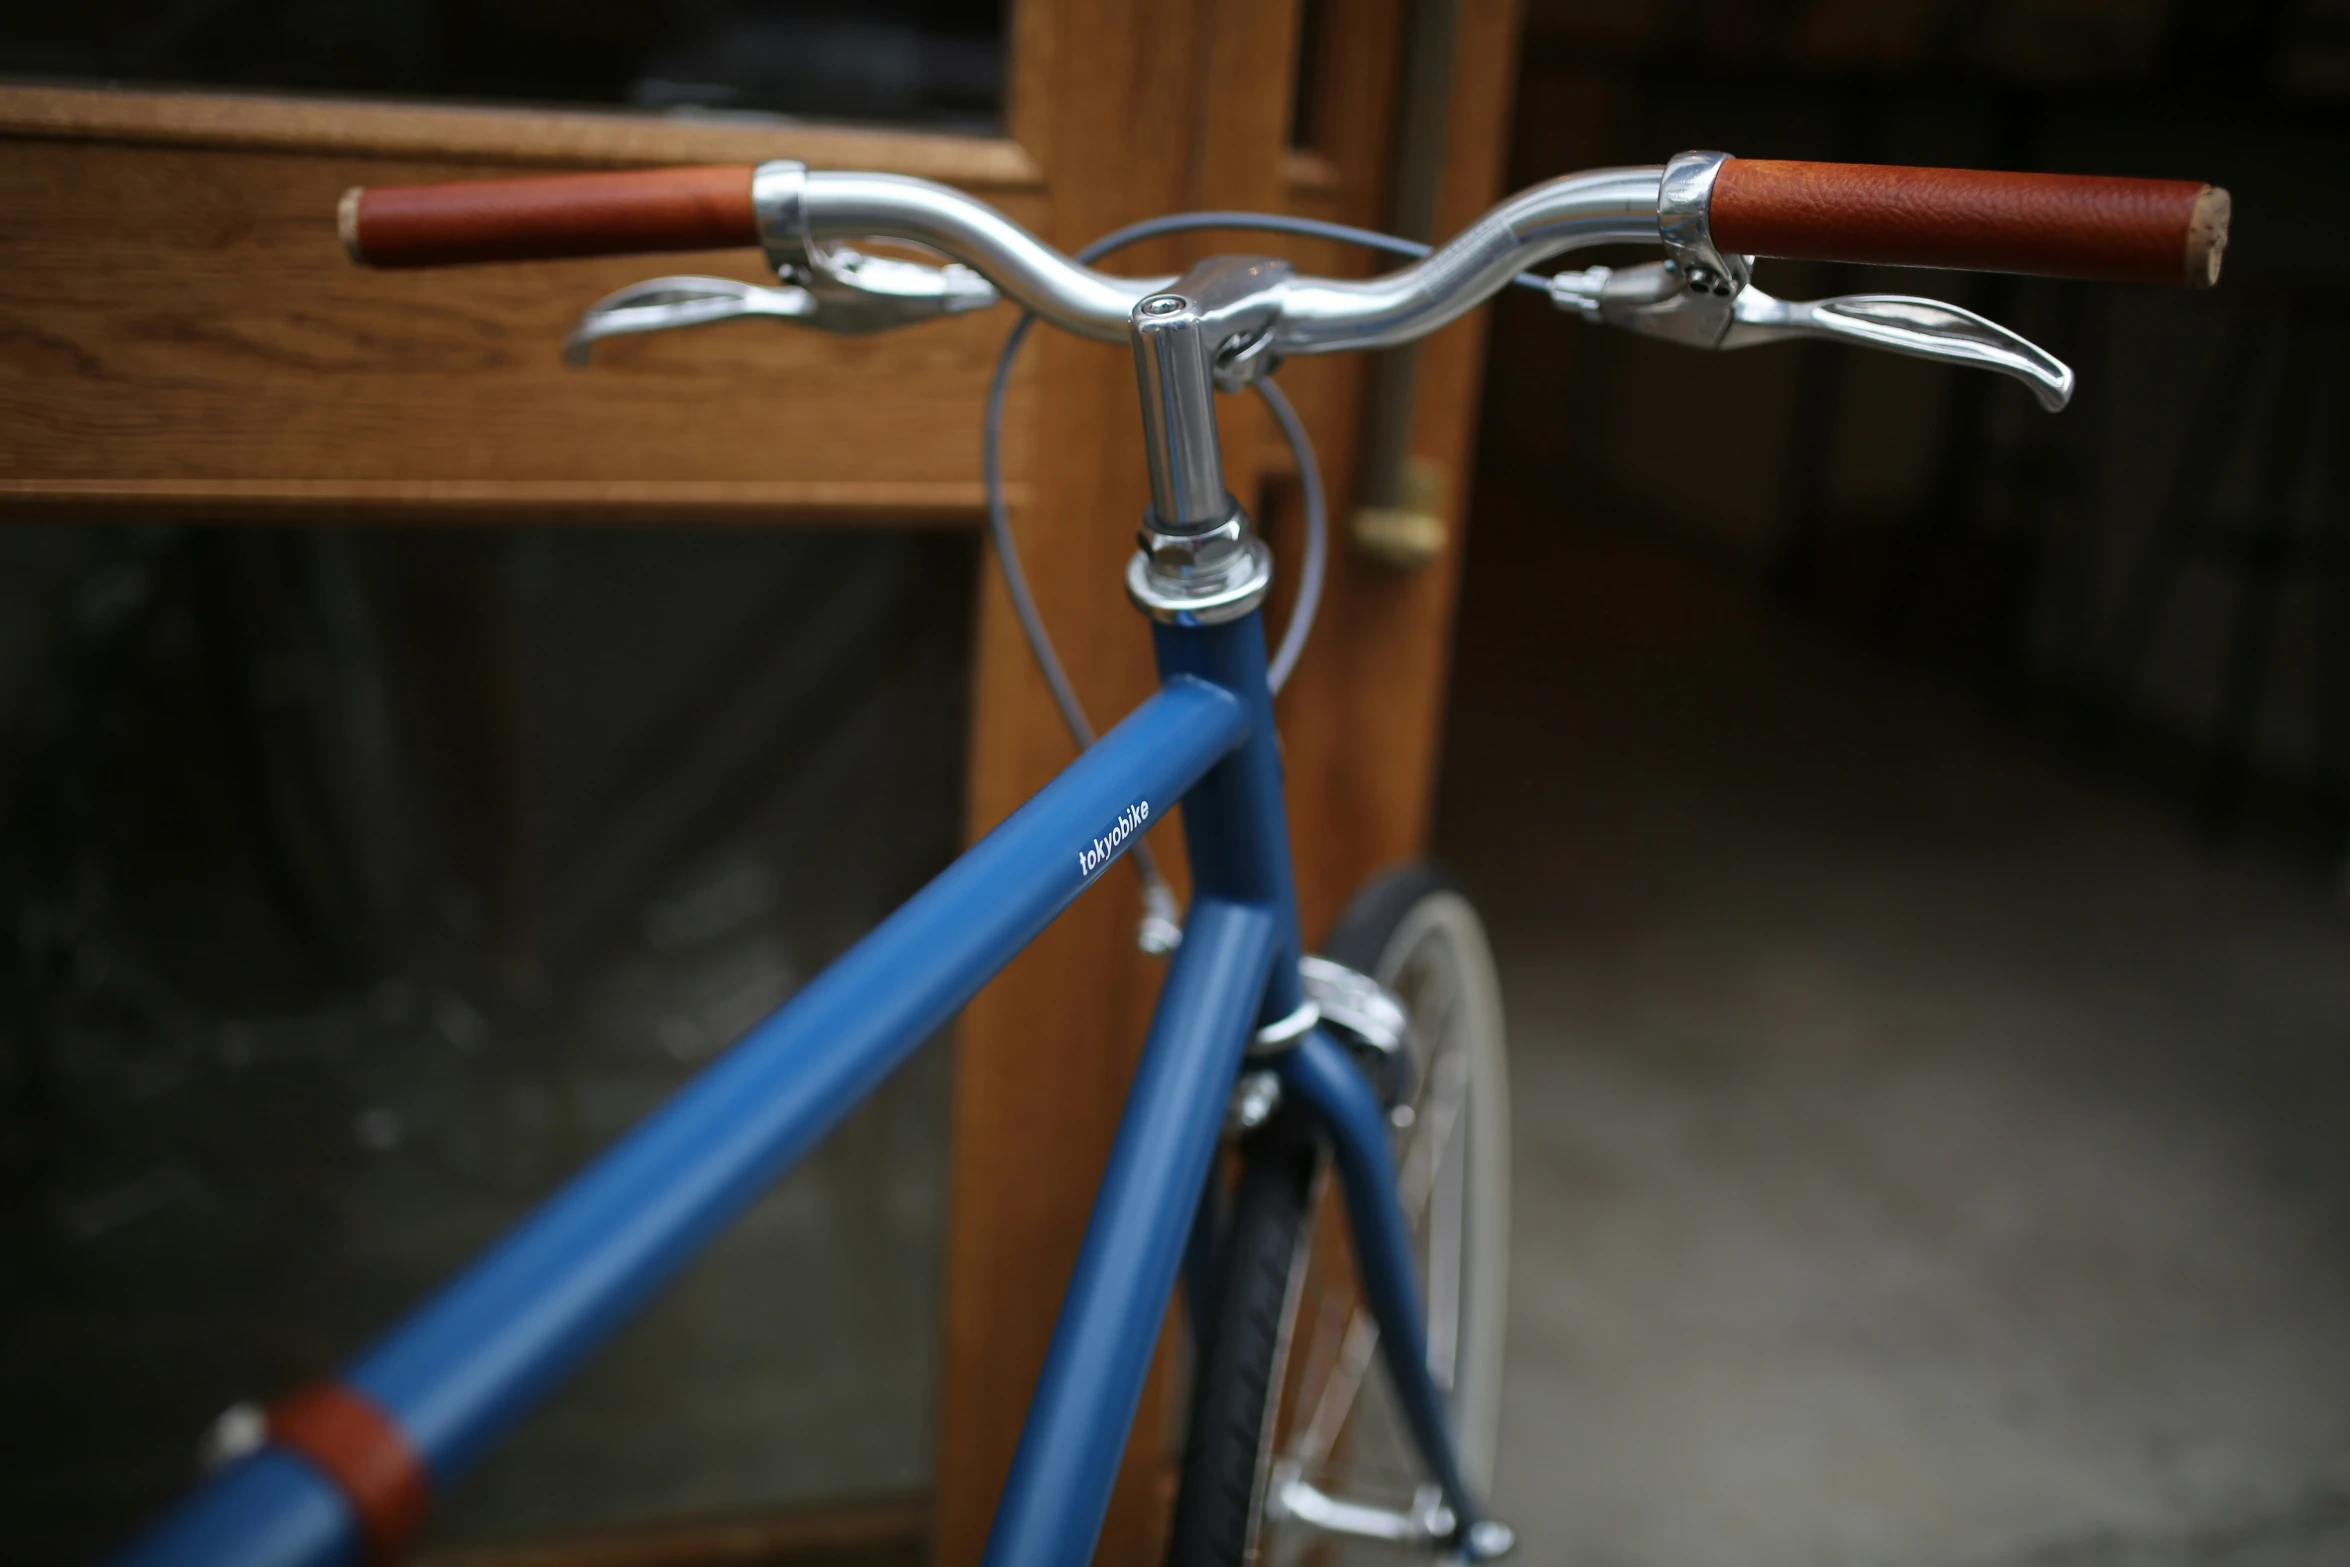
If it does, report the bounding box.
[1710,159,2228,287]
[267,1382,430,1563]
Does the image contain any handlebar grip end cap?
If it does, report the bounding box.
[2187,185,2230,288]
[338,187,369,267]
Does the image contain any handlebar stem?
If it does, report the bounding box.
[1122,257,1298,630]
[1132,293,1233,531]
[1130,256,1292,532]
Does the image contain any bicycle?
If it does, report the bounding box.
[118,149,2228,1567]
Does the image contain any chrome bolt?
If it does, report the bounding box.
[1136,882,1183,957]
[1140,293,1187,316]
[1228,1070,1282,1133]
[1136,913,1182,958]
[1466,1519,1517,1559]
[198,1402,267,1472]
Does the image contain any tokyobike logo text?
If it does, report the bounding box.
[1078,801,1150,877]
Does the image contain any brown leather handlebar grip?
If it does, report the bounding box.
[340,166,759,268]
[1709,160,2229,287]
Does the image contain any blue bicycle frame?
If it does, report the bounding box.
[117,606,1478,1567]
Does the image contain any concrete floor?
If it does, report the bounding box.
[1435,510,2350,1566]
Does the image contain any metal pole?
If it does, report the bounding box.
[1353,0,1460,565]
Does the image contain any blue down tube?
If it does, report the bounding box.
[115,676,1249,1567]
[978,896,1281,1567]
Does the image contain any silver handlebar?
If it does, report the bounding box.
[789,169,1160,340]
[787,164,1665,352]
[568,152,2074,414]
[1242,166,1662,354]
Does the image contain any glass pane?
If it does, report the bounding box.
[0,522,974,1558]
[0,0,1009,129]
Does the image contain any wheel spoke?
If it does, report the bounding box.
[1424,1083,1468,1390]
[1288,1283,1352,1443]
[1398,1039,1469,1226]
[1295,1306,1381,1466]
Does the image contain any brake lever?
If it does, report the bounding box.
[1550,261,2074,412]
[565,276,813,365]
[566,247,999,365]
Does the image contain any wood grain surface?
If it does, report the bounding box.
[0,478,1003,523]
[0,136,1043,516]
[412,1494,925,1567]
[0,84,1044,182]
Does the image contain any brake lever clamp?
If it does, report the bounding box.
[1658,148,1751,301]
[1549,150,1757,349]
[560,161,1000,359]
[750,160,997,334]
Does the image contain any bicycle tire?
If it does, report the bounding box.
[1166,1120,1320,1567]
[1168,864,1511,1564]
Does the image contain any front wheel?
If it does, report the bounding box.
[1168,866,1511,1564]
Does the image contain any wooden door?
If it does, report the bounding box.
[0,0,1523,1558]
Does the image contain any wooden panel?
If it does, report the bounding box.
[412,1494,924,1567]
[0,92,1043,522]
[0,142,1022,511]
[0,85,1043,181]
[0,477,1008,524]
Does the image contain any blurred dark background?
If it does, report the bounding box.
[1479,0,2350,853]
[1444,2,2350,1560]
[4,0,2349,1563]
[0,0,1010,127]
